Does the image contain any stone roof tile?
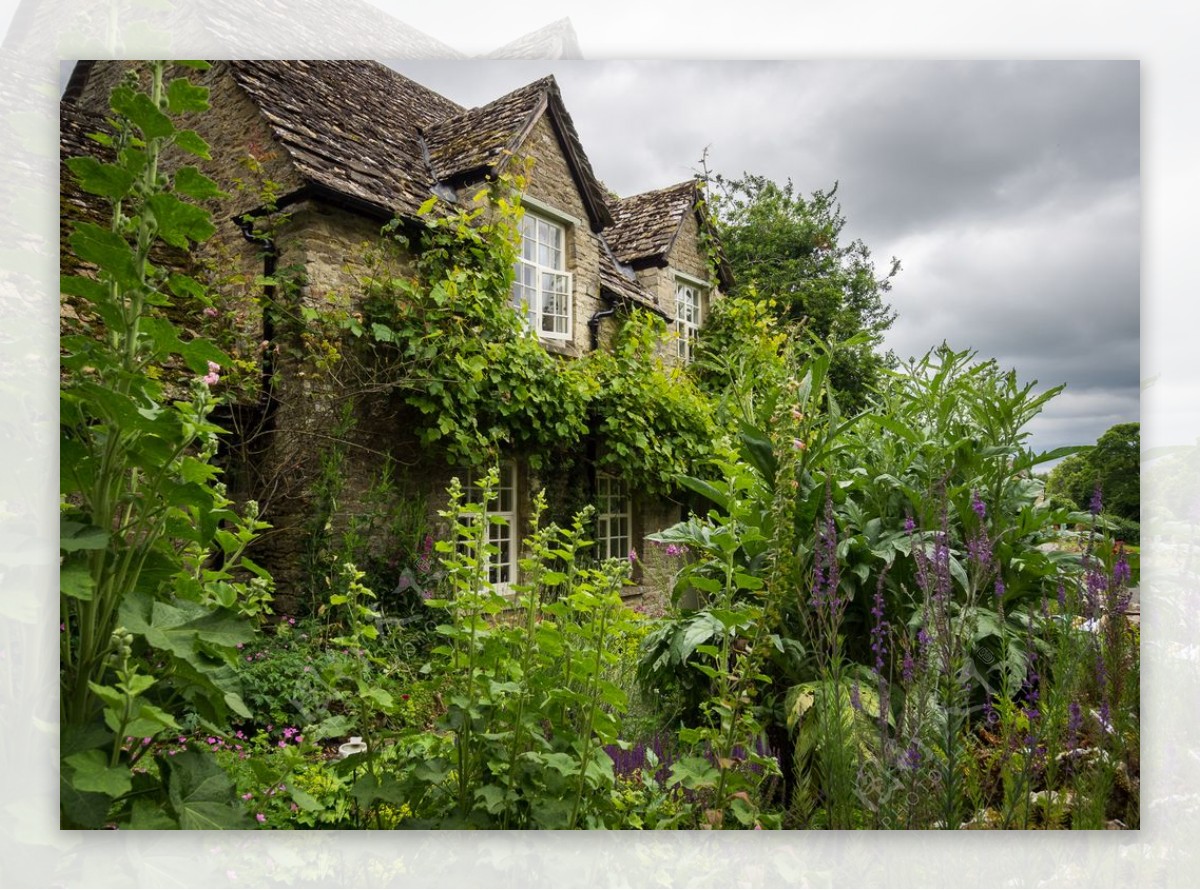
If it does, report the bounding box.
[423,77,551,182]
[227,60,463,217]
[606,179,699,264]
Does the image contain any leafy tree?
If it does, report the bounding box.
[708,173,899,410]
[1046,422,1140,522]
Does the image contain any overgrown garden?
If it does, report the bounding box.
[59,62,1139,830]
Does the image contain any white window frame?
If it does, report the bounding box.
[595,472,632,563]
[459,462,519,594]
[673,274,705,363]
[512,209,573,342]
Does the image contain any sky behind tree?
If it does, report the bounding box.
[390,60,1140,457]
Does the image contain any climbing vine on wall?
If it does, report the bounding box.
[318,172,719,496]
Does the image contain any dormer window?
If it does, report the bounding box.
[674,278,703,363]
[513,211,573,341]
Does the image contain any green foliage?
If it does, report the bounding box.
[389,473,640,828]
[709,173,899,410]
[352,177,592,470]
[1047,422,1140,524]
[59,60,261,828]
[584,310,718,492]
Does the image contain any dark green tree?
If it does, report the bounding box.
[708,173,899,410]
[1046,422,1140,522]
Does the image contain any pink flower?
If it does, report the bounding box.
[203,306,219,318]
[202,371,220,386]
[207,737,217,745]
[242,792,253,800]
[792,438,806,450]
[255,813,265,823]
[628,548,638,564]
[207,360,220,374]
[278,740,287,748]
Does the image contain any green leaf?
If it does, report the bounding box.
[165,77,209,114]
[173,166,222,200]
[60,776,114,829]
[163,749,252,829]
[60,556,95,601]
[61,520,108,553]
[65,155,134,201]
[69,222,141,289]
[145,193,216,247]
[177,337,230,374]
[289,786,322,813]
[65,749,132,798]
[173,129,212,160]
[175,61,212,70]
[111,86,174,139]
[130,798,179,829]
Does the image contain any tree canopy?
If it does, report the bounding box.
[1046,421,1140,523]
[708,173,899,410]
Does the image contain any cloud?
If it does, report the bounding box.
[387,59,1140,452]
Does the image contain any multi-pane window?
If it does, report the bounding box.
[595,473,631,563]
[459,462,518,591]
[512,212,572,340]
[674,280,702,362]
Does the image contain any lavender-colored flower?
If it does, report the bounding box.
[1066,701,1083,750]
[903,515,915,535]
[994,578,1006,601]
[1090,485,1103,516]
[902,744,922,770]
[628,548,638,564]
[849,683,862,712]
[1114,554,1131,587]
[901,650,915,684]
[971,490,987,521]
[966,529,993,572]
[1057,582,1067,611]
[809,485,841,613]
[869,581,889,672]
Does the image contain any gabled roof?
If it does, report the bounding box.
[607,179,699,264]
[227,60,463,218]
[480,18,584,60]
[607,179,732,289]
[424,74,612,231]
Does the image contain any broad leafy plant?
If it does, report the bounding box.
[60,60,259,828]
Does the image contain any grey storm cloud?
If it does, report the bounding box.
[390,59,1139,454]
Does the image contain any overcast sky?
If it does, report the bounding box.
[390,60,1140,458]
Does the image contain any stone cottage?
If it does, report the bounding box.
[61,60,730,612]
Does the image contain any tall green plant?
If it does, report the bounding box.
[60,60,258,828]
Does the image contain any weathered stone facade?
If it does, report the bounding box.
[61,60,725,613]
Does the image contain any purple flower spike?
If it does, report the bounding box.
[1090,485,1103,516]
[971,490,986,521]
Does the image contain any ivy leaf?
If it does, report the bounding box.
[174,60,212,71]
